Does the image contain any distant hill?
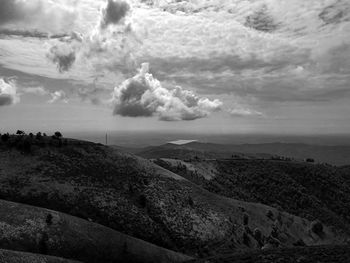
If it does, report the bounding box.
[0,136,347,259]
[134,141,350,165]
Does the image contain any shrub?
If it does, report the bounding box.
[138,194,147,208]
[54,131,62,138]
[16,130,25,135]
[243,213,249,225]
[242,231,250,246]
[36,132,42,140]
[1,133,10,142]
[266,210,274,220]
[311,220,323,235]
[46,213,53,225]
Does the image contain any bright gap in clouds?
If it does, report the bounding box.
[0,0,349,134]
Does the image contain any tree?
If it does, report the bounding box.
[29,132,34,138]
[16,130,25,135]
[36,132,42,140]
[54,131,62,138]
[1,133,10,142]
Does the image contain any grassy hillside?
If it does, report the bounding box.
[0,199,191,263]
[0,136,346,258]
[153,158,350,234]
[0,248,80,263]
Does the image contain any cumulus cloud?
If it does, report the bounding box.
[0,78,20,106]
[0,0,77,34]
[48,90,68,104]
[112,63,222,121]
[47,45,76,73]
[100,0,130,28]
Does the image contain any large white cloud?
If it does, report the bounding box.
[112,63,222,121]
[0,78,20,106]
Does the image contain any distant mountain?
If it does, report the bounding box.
[134,141,350,165]
[0,136,347,260]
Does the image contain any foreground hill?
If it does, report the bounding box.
[153,158,350,234]
[0,136,347,258]
[135,141,350,165]
[0,248,80,263]
[0,199,190,263]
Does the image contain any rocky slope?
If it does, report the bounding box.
[0,137,347,258]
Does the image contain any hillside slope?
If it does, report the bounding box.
[0,138,347,257]
[153,158,350,234]
[0,248,80,263]
[186,245,350,263]
[0,199,191,263]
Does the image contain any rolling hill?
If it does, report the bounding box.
[134,141,350,165]
[0,135,348,260]
[153,158,350,234]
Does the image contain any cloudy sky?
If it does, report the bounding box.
[0,0,350,135]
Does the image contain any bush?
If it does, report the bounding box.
[243,213,249,225]
[266,210,274,220]
[1,133,10,142]
[16,130,25,135]
[311,220,323,235]
[36,132,42,140]
[54,131,62,138]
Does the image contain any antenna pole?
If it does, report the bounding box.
[105,133,107,145]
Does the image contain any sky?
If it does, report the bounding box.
[0,0,350,135]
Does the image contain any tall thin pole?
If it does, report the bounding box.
[105,133,107,145]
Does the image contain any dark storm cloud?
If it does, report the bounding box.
[100,0,130,28]
[245,6,280,32]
